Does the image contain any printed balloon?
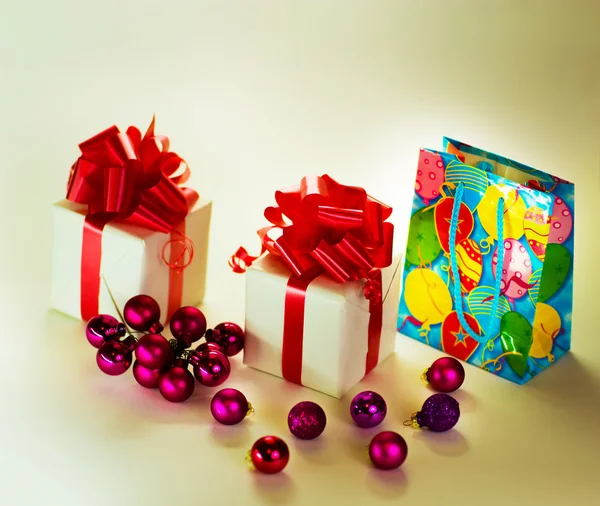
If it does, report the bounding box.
[415,149,445,205]
[434,197,474,254]
[477,185,526,241]
[523,206,551,260]
[467,286,511,342]
[548,197,573,245]
[492,239,533,300]
[530,303,561,360]
[405,207,443,266]
[445,161,488,211]
[528,268,543,305]
[403,268,452,328]
[537,243,571,303]
[441,311,480,361]
[500,311,533,378]
[454,238,482,293]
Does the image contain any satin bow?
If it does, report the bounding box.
[231,175,394,286]
[67,117,198,233]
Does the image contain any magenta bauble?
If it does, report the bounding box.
[369,431,408,470]
[134,333,172,370]
[288,401,327,440]
[350,391,387,428]
[96,340,133,376]
[158,360,195,402]
[205,322,245,356]
[249,436,290,474]
[85,314,126,348]
[123,295,162,332]
[426,357,465,393]
[210,388,250,425]
[192,350,231,387]
[169,306,207,347]
[132,361,162,389]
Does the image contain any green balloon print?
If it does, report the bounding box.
[538,244,571,303]
[500,312,533,378]
[405,207,443,266]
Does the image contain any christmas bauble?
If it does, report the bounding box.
[158,360,195,402]
[249,436,289,474]
[134,333,172,370]
[210,388,251,425]
[426,357,465,393]
[415,393,460,432]
[96,340,133,376]
[169,306,207,347]
[205,322,245,356]
[350,391,387,428]
[85,315,126,348]
[287,401,327,440]
[369,431,408,470]
[192,350,231,387]
[123,295,162,333]
[132,361,161,389]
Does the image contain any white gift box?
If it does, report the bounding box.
[50,198,212,321]
[244,253,402,398]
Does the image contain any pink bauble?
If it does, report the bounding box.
[415,149,445,204]
[205,322,245,356]
[158,360,195,402]
[169,306,207,347]
[123,295,162,332]
[369,431,408,470]
[492,239,532,299]
[548,197,573,244]
[249,436,290,474]
[85,315,125,348]
[96,340,133,376]
[193,350,231,387]
[134,333,172,370]
[189,342,223,367]
[426,357,465,393]
[210,388,250,425]
[132,361,161,389]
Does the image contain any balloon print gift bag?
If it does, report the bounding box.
[398,138,574,384]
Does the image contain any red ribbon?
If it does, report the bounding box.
[67,117,199,321]
[232,175,394,385]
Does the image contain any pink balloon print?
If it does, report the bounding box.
[415,149,445,205]
[492,239,534,300]
[548,197,573,244]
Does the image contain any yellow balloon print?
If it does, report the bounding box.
[404,268,453,328]
[530,302,561,360]
[477,184,526,241]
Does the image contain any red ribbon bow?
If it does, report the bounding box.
[230,174,394,286]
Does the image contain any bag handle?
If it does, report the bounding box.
[449,183,505,340]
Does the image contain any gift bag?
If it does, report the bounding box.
[398,138,574,384]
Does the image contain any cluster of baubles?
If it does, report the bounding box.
[86,295,244,403]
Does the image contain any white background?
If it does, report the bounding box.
[1,1,600,505]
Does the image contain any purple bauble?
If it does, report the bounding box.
[85,315,126,348]
[426,357,465,393]
[96,340,133,376]
[210,388,250,425]
[193,350,231,387]
[369,431,408,470]
[350,391,387,428]
[134,333,172,370]
[416,393,460,432]
[205,322,245,357]
[287,401,327,440]
[169,306,207,347]
[158,360,195,402]
[123,295,162,333]
[132,361,161,389]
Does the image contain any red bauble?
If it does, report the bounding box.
[134,333,172,370]
[169,306,207,347]
[189,342,223,366]
[426,357,465,393]
[85,315,126,348]
[192,350,231,387]
[123,295,163,333]
[96,340,133,376]
[158,360,195,402]
[132,361,162,389]
[249,436,289,474]
[205,322,245,357]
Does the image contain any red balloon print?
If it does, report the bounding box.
[434,197,474,254]
[441,311,480,361]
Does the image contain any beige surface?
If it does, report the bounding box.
[1,1,600,505]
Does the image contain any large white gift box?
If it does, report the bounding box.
[50,198,211,322]
[244,252,402,398]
